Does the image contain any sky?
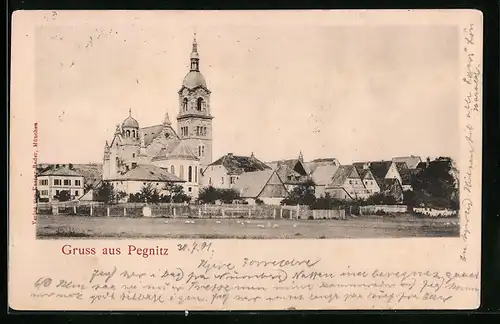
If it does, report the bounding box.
[34,12,460,165]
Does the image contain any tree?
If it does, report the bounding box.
[164,183,191,203]
[114,191,127,203]
[365,192,398,205]
[94,182,115,203]
[199,186,219,204]
[218,188,240,204]
[56,190,71,202]
[281,179,316,206]
[138,183,160,203]
[410,158,458,209]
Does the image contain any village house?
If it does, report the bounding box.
[106,164,185,199]
[202,152,270,189]
[36,165,85,202]
[310,164,339,198]
[355,167,380,195]
[266,152,311,191]
[379,178,404,203]
[324,165,370,200]
[353,160,413,192]
[233,169,288,205]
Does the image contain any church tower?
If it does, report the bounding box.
[177,33,213,174]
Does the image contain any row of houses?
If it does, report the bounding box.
[36,153,455,205]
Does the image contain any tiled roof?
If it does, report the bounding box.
[311,164,339,186]
[233,169,280,198]
[140,125,165,146]
[327,165,358,187]
[38,166,83,177]
[210,154,270,175]
[111,164,184,182]
[368,161,393,180]
[306,157,340,174]
[267,159,310,184]
[392,156,422,169]
[357,168,369,180]
[165,141,199,161]
[394,162,413,185]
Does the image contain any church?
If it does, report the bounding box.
[102,35,214,199]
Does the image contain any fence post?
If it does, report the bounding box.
[313,210,316,219]
[73,205,77,214]
[280,208,283,219]
[199,208,201,218]
[107,207,110,217]
[248,208,251,217]
[173,207,176,218]
[90,205,93,216]
[273,209,276,219]
[124,207,127,217]
[222,208,225,218]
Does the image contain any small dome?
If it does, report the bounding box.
[122,116,139,128]
[182,71,207,89]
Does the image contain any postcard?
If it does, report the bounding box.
[9,9,483,311]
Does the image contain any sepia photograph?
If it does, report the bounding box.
[32,16,462,240]
[9,10,483,311]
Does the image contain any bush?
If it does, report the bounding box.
[199,186,240,204]
[255,198,264,205]
[55,190,71,202]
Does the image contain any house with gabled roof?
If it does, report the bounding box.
[233,169,288,205]
[355,167,381,195]
[310,164,339,198]
[202,152,270,189]
[107,164,185,199]
[324,165,370,200]
[267,152,311,191]
[37,165,85,202]
[379,178,404,203]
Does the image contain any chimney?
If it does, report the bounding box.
[250,152,255,159]
[227,153,233,157]
[426,157,431,168]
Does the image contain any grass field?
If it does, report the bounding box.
[36,213,460,239]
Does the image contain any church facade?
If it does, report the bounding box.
[102,35,213,199]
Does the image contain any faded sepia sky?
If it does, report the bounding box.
[34,12,459,164]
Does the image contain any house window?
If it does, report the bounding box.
[75,180,81,186]
[126,130,130,137]
[179,165,184,180]
[171,165,175,175]
[56,190,60,195]
[64,179,71,186]
[39,179,48,186]
[195,166,198,182]
[230,177,236,184]
[131,162,137,168]
[188,187,192,192]
[54,179,61,186]
[132,153,135,158]
[75,190,79,196]
[41,190,48,196]
[188,166,193,182]
[183,98,188,111]
[203,127,207,136]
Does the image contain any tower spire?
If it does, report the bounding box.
[190,32,200,71]
[129,108,132,117]
[163,112,171,125]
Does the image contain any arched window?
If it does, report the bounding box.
[126,130,130,137]
[188,166,193,182]
[197,98,203,111]
[179,165,184,180]
[132,153,135,158]
[183,98,188,111]
[132,130,135,138]
[170,165,175,175]
[195,166,198,183]
[115,157,119,168]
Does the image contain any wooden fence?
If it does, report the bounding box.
[359,205,408,215]
[37,202,345,220]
